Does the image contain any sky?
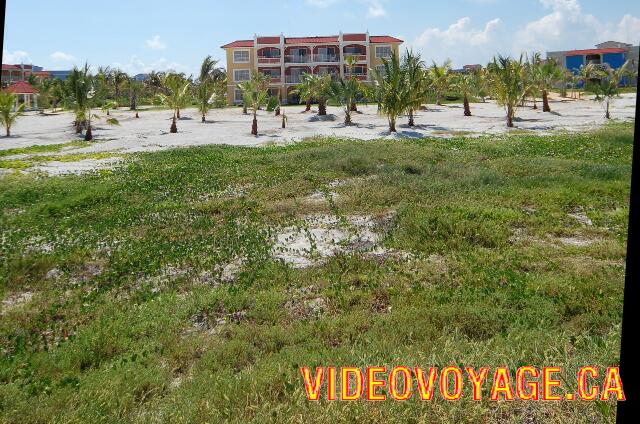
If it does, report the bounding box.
[2,0,640,76]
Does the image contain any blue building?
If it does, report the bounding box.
[547,41,638,86]
[49,70,73,81]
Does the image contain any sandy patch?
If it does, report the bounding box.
[1,291,34,315]
[29,157,122,176]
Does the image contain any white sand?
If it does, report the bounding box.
[1,93,635,174]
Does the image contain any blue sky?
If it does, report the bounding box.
[3,0,640,75]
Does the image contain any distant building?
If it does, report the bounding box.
[134,73,149,81]
[49,70,72,81]
[3,80,40,110]
[547,41,638,85]
[463,64,482,72]
[221,31,403,104]
[1,64,50,86]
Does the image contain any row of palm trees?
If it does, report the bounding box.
[236,49,630,133]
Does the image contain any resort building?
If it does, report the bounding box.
[221,32,403,105]
[1,64,50,87]
[547,41,639,85]
[3,80,40,110]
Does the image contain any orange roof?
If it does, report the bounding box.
[370,35,403,43]
[221,34,403,48]
[566,48,626,56]
[5,81,39,94]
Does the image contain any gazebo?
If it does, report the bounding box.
[5,81,39,110]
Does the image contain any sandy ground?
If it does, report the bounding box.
[1,93,636,175]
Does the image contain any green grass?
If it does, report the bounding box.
[0,140,92,158]
[0,122,632,423]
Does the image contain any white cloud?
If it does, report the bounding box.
[602,14,640,44]
[112,55,192,76]
[50,51,76,62]
[2,50,31,64]
[305,0,339,6]
[146,35,167,50]
[365,0,386,18]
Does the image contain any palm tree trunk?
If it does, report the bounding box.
[305,100,311,112]
[389,117,396,132]
[463,95,471,116]
[507,107,514,128]
[275,106,280,116]
[282,115,286,128]
[135,111,139,118]
[350,101,357,112]
[542,90,551,112]
[318,98,327,116]
[532,96,537,109]
[5,127,10,137]
[344,110,351,125]
[605,100,610,119]
[170,116,178,133]
[242,105,247,114]
[84,125,93,141]
[408,109,415,126]
[177,108,181,119]
[202,113,206,122]
[251,112,258,136]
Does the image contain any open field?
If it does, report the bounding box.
[0,121,632,422]
[0,93,636,175]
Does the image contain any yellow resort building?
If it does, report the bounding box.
[221,32,403,105]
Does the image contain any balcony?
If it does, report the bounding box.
[258,56,281,64]
[344,54,367,62]
[285,55,311,64]
[313,54,340,63]
[285,75,303,84]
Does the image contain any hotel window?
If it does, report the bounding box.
[234,69,250,82]
[234,89,244,103]
[260,68,281,78]
[375,45,392,59]
[260,48,280,58]
[233,50,250,63]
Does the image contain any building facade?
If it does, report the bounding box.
[1,64,51,87]
[221,32,403,105]
[547,41,638,85]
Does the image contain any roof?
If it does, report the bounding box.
[220,39,254,48]
[221,34,403,48]
[2,64,21,70]
[370,36,403,43]
[5,81,39,94]
[566,48,626,56]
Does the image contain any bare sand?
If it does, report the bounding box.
[1,93,635,175]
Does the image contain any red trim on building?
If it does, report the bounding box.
[5,81,39,94]
[565,48,626,56]
[222,35,403,49]
[2,64,21,70]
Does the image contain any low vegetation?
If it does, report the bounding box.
[0,121,632,422]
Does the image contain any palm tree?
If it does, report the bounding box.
[525,52,542,109]
[195,56,220,122]
[588,78,618,119]
[292,73,315,112]
[158,73,191,132]
[308,74,332,116]
[67,64,92,134]
[537,58,562,112]
[0,92,25,137]
[112,69,129,107]
[344,56,360,112]
[326,76,360,125]
[428,60,452,106]
[452,72,477,116]
[487,55,529,128]
[128,80,145,118]
[237,72,272,135]
[402,50,428,126]
[371,51,406,132]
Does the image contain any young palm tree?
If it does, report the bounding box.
[238,72,271,135]
[0,92,25,137]
[112,69,129,107]
[588,78,618,119]
[371,51,406,132]
[128,80,145,118]
[292,73,315,112]
[428,60,452,106]
[344,56,360,112]
[67,64,92,134]
[402,50,428,126]
[196,80,214,122]
[326,76,360,125]
[309,74,332,116]
[452,72,477,116]
[158,73,191,132]
[487,55,528,128]
[525,52,542,109]
[537,58,562,112]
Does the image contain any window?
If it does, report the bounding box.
[375,45,392,59]
[234,89,244,103]
[234,69,250,82]
[260,68,281,78]
[344,46,365,55]
[233,50,250,63]
[259,48,280,58]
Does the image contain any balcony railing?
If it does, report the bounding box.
[285,75,303,84]
[343,54,366,62]
[285,55,311,64]
[313,54,340,63]
[257,56,281,64]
